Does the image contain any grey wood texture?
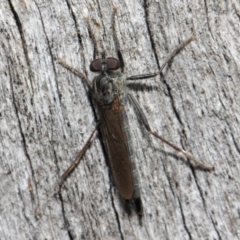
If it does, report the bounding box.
[0,0,240,239]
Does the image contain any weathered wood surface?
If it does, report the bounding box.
[1,0,240,239]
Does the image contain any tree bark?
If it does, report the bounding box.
[1,0,240,239]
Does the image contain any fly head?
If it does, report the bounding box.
[90,58,125,104]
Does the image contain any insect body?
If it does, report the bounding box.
[91,58,142,213]
[56,9,213,216]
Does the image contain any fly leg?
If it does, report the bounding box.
[58,60,92,91]
[55,126,98,194]
[58,60,101,102]
[126,35,194,80]
[128,93,214,171]
[112,8,124,73]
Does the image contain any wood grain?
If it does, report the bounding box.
[1,0,240,239]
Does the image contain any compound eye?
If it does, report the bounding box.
[106,58,120,70]
[90,59,102,72]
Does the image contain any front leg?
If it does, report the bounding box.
[126,35,194,80]
[58,59,93,91]
[112,8,125,73]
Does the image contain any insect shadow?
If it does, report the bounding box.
[55,8,213,216]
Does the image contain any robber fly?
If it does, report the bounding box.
[55,9,213,215]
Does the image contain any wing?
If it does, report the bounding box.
[98,97,134,200]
